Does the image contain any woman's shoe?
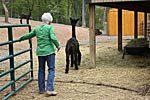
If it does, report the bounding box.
[39,91,45,94]
[46,91,57,96]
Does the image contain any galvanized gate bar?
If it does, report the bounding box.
[3,77,33,100]
[0,60,32,77]
[0,24,30,28]
[0,55,13,62]
[0,41,12,46]
[0,48,31,62]
[0,39,20,46]
[0,24,33,100]
[0,81,14,92]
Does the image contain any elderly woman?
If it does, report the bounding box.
[19,12,61,96]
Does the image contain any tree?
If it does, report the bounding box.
[95,6,104,29]
[103,7,110,34]
[2,0,9,22]
[9,0,13,18]
[82,0,86,27]
[70,0,78,19]
[0,0,105,29]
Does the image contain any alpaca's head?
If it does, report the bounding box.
[70,18,79,27]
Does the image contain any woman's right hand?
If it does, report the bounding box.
[57,47,61,52]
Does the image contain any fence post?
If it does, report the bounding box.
[28,26,33,78]
[8,27,15,91]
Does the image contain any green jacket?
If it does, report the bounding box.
[19,24,61,56]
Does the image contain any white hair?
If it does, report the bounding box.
[41,12,53,24]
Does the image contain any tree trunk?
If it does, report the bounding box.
[38,0,41,21]
[10,0,13,18]
[2,0,9,22]
[73,0,78,19]
[82,0,86,27]
[103,7,108,34]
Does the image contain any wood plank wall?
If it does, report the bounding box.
[107,8,144,36]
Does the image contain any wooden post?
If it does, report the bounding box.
[144,12,147,39]
[89,4,96,67]
[134,11,138,39]
[118,8,122,51]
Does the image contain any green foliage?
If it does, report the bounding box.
[95,6,104,29]
[0,0,105,30]
[0,1,3,15]
[148,14,150,20]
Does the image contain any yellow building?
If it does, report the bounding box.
[107,8,145,36]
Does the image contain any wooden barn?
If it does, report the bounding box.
[107,8,145,36]
[86,0,150,67]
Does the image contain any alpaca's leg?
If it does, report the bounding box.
[78,49,81,66]
[71,54,74,67]
[74,54,78,70]
[27,19,29,24]
[65,55,70,73]
[20,19,22,24]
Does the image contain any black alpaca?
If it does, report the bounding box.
[65,18,81,73]
[19,10,32,24]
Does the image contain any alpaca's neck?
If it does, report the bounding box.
[29,11,31,17]
[72,25,76,38]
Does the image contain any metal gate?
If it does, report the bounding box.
[0,24,33,100]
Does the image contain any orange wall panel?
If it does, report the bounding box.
[107,8,144,36]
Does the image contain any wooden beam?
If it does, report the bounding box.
[134,11,138,39]
[118,8,122,51]
[144,12,147,39]
[89,4,96,67]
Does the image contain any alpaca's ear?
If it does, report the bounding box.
[75,18,79,22]
[70,17,72,20]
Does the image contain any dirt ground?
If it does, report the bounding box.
[1,17,150,100]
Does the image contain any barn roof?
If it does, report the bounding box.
[86,0,150,13]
